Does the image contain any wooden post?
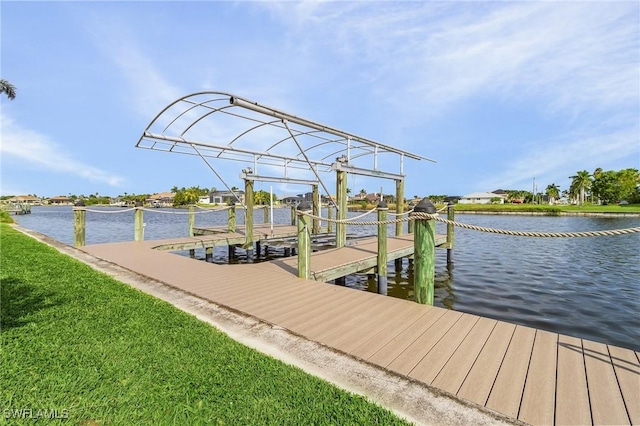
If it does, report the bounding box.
[73,201,86,247]
[412,198,436,305]
[336,169,347,248]
[205,247,213,262]
[290,205,296,226]
[377,201,388,295]
[228,203,236,232]
[244,179,254,260]
[297,201,312,279]
[394,179,405,270]
[395,178,404,236]
[188,205,195,258]
[134,202,144,242]
[408,215,415,234]
[327,206,333,233]
[188,205,195,237]
[263,206,268,224]
[335,170,348,286]
[312,184,320,234]
[447,201,455,265]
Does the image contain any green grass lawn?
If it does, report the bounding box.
[450,203,640,214]
[0,224,409,425]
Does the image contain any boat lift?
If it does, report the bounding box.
[136,91,435,257]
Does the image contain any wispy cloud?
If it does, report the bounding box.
[264,2,639,118]
[79,12,183,119]
[0,113,125,187]
[261,1,639,193]
[477,126,639,191]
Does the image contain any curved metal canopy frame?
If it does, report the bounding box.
[136,91,435,186]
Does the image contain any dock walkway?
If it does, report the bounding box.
[81,233,639,425]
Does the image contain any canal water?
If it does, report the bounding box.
[13,206,640,351]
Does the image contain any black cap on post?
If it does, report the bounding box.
[135,201,143,207]
[414,198,436,213]
[377,200,388,209]
[297,201,312,211]
[75,200,85,207]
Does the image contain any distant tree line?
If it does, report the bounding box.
[571,168,639,205]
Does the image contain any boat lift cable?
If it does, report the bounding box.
[282,120,338,210]
[189,143,247,210]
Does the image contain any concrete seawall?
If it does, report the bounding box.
[456,211,640,218]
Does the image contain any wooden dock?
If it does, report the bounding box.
[80,232,639,425]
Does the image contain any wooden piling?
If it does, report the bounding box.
[290,205,296,226]
[395,178,404,236]
[263,206,268,224]
[327,206,333,233]
[412,198,436,305]
[205,247,213,262]
[377,201,388,295]
[312,184,320,234]
[73,202,86,247]
[244,179,254,260]
[134,202,144,242]
[228,204,236,232]
[297,202,312,279]
[447,201,455,264]
[336,169,347,248]
[188,205,195,237]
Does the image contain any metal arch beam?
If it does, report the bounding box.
[180,104,235,138]
[163,97,229,134]
[264,129,338,154]
[230,95,435,162]
[138,91,436,190]
[227,119,282,147]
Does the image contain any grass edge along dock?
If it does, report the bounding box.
[0,223,411,425]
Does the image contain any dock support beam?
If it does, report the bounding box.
[395,178,404,236]
[188,205,195,237]
[327,206,333,233]
[297,202,312,279]
[413,198,436,305]
[447,201,455,265]
[228,203,236,232]
[188,204,196,257]
[73,201,86,247]
[134,202,144,242]
[244,179,254,261]
[336,169,347,248]
[394,179,405,271]
[377,201,388,295]
[205,247,213,262]
[312,184,320,234]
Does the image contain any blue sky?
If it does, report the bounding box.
[1,1,638,199]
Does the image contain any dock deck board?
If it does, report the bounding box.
[80,233,638,425]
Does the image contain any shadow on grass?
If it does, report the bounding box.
[0,277,56,330]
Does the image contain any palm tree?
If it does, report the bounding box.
[592,168,603,204]
[0,79,16,100]
[569,170,591,206]
[545,184,560,205]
